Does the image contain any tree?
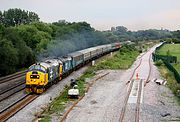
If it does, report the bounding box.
[1,8,39,27]
[0,24,5,39]
[173,30,180,39]
[32,22,53,35]
[3,27,35,67]
[16,25,39,49]
[0,11,3,25]
[34,31,52,52]
[115,26,128,34]
[0,39,18,76]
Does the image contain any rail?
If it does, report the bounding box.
[119,58,142,122]
[0,70,27,84]
[0,95,37,122]
[120,52,152,122]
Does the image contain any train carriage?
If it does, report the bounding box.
[89,47,97,59]
[78,48,94,62]
[111,43,121,50]
[68,52,84,69]
[105,44,112,52]
[95,46,103,56]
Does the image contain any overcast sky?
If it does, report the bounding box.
[1,0,180,31]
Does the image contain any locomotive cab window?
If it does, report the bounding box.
[29,65,46,73]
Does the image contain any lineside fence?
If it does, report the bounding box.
[152,42,180,83]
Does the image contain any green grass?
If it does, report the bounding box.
[157,44,180,61]
[142,40,159,51]
[48,86,69,114]
[94,51,139,70]
[173,64,180,74]
[94,46,140,70]
[157,44,180,74]
[156,63,180,104]
[38,115,51,122]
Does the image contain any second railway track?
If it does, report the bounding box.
[0,70,27,84]
[0,70,26,102]
[119,52,152,122]
[0,94,37,122]
[0,70,29,122]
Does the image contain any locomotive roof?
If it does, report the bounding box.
[40,59,62,68]
[59,56,72,62]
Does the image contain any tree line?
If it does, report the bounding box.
[0,8,39,26]
[104,26,180,43]
[0,8,180,76]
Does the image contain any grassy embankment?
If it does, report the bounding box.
[157,44,180,73]
[156,61,180,104]
[39,43,157,121]
[138,40,159,51]
[155,44,180,102]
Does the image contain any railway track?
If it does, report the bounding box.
[0,81,25,95]
[0,83,25,102]
[0,70,27,84]
[0,70,30,122]
[0,80,26,103]
[0,70,26,102]
[0,94,37,122]
[119,52,152,122]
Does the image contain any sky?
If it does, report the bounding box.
[0,0,180,31]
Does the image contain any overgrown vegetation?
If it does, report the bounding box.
[94,45,140,70]
[155,62,180,102]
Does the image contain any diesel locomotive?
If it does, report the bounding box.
[26,43,121,93]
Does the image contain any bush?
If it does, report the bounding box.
[155,60,164,66]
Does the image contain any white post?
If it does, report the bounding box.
[110,52,113,57]
[92,60,95,66]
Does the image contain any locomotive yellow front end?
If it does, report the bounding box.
[26,64,48,94]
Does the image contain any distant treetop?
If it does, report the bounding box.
[0,8,39,27]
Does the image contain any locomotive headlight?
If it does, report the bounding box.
[34,79,35,82]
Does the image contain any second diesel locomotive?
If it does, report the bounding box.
[26,43,121,93]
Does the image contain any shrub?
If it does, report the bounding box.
[155,60,164,66]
